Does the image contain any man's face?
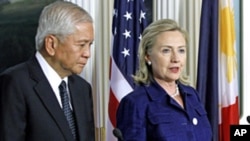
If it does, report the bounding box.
[53,22,94,77]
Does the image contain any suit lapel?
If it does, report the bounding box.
[27,57,74,141]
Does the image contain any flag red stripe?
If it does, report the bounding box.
[108,89,119,127]
[219,97,239,141]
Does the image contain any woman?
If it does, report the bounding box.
[116,19,212,141]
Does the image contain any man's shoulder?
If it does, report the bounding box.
[69,74,91,86]
[0,61,29,77]
[1,56,37,76]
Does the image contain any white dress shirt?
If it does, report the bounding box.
[35,51,72,109]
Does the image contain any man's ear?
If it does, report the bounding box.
[44,35,59,56]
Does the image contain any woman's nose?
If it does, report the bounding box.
[171,51,180,62]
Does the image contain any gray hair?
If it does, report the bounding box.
[133,19,189,85]
[35,1,93,50]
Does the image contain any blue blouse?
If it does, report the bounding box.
[116,81,212,141]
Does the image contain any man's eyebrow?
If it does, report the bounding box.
[76,39,93,42]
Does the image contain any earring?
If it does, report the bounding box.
[147,61,152,65]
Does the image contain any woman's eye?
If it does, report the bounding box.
[162,48,170,53]
[179,49,186,53]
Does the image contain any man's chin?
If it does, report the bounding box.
[73,68,84,75]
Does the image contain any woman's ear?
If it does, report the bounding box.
[44,35,59,56]
[145,53,150,62]
[145,54,152,65]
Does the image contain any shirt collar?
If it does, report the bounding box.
[35,51,68,88]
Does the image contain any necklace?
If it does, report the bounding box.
[171,85,179,97]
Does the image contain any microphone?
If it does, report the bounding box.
[113,128,124,141]
[247,116,250,124]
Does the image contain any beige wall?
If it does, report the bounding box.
[240,0,250,124]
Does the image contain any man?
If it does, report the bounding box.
[0,1,95,141]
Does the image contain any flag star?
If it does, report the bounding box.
[139,10,146,23]
[123,29,131,39]
[121,48,130,57]
[113,9,118,17]
[114,27,117,35]
[124,11,132,21]
[138,34,142,40]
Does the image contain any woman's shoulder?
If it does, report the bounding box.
[121,85,150,104]
[126,86,147,96]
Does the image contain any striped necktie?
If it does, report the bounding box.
[59,80,77,139]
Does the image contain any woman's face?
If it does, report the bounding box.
[146,30,187,82]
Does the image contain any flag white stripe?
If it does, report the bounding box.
[110,57,133,101]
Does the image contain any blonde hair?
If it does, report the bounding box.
[133,19,189,85]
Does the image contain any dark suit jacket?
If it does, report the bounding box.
[117,81,212,141]
[0,56,95,141]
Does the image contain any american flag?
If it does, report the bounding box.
[107,0,148,140]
